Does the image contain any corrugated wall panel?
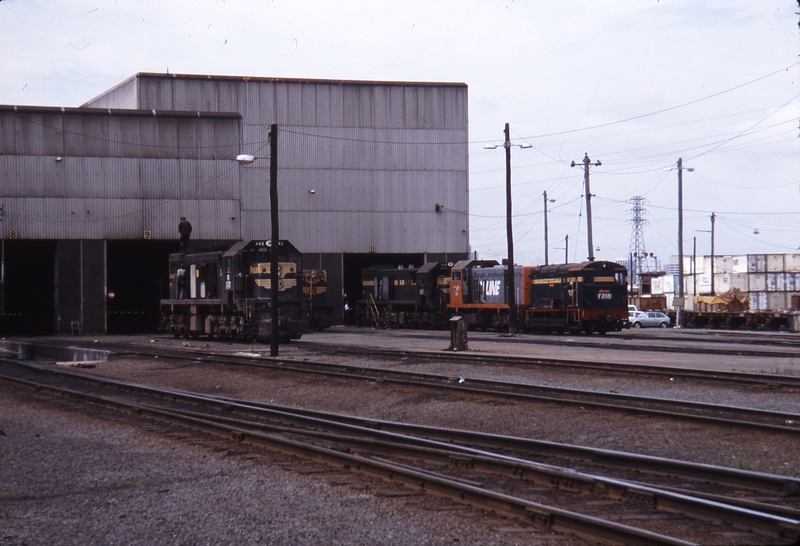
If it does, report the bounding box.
[313,85,332,127]
[7,76,468,254]
[10,113,241,161]
[216,80,242,113]
[2,155,62,196]
[239,209,271,241]
[272,126,467,172]
[237,164,270,211]
[258,83,278,126]
[140,79,175,110]
[4,197,242,239]
[81,77,138,109]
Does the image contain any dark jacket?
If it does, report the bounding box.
[178,220,192,238]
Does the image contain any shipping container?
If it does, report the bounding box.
[715,255,732,274]
[731,255,748,273]
[767,254,785,272]
[785,254,800,272]
[751,292,768,311]
[767,273,785,292]
[769,292,787,311]
[747,254,766,273]
[715,273,731,293]
[748,273,767,291]
[731,273,748,290]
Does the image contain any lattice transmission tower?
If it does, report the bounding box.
[628,196,653,288]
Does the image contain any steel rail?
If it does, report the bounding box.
[0,366,697,546]
[88,342,800,433]
[297,340,800,389]
[13,354,794,498]
[2,359,800,543]
[20,337,800,390]
[11,340,800,433]
[150,402,800,541]
[315,327,800,358]
[9,356,793,498]
[215,397,800,497]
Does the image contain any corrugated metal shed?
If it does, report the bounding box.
[0,106,242,240]
[82,73,470,254]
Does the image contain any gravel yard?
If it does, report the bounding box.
[1,385,573,546]
[2,330,799,545]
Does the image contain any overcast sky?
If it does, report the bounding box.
[2,0,798,267]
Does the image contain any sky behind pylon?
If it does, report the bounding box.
[1,0,797,266]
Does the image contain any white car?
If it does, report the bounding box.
[630,311,671,328]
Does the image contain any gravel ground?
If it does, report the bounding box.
[3,330,799,545]
[0,386,576,546]
[82,350,799,476]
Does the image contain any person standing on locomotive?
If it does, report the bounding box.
[178,216,192,254]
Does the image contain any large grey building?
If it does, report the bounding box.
[0,73,470,335]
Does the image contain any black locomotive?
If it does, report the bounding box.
[524,261,629,334]
[359,262,452,328]
[160,240,330,341]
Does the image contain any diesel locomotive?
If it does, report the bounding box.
[160,240,331,341]
[525,260,629,334]
[360,262,452,328]
[360,259,628,334]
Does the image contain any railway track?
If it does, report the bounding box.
[18,335,800,390]
[319,327,800,359]
[2,358,799,545]
[297,338,800,391]
[42,338,800,434]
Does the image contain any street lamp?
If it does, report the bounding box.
[543,191,555,265]
[484,123,531,334]
[236,122,280,357]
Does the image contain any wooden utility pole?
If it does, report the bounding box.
[268,123,280,357]
[504,123,517,334]
[571,153,601,261]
